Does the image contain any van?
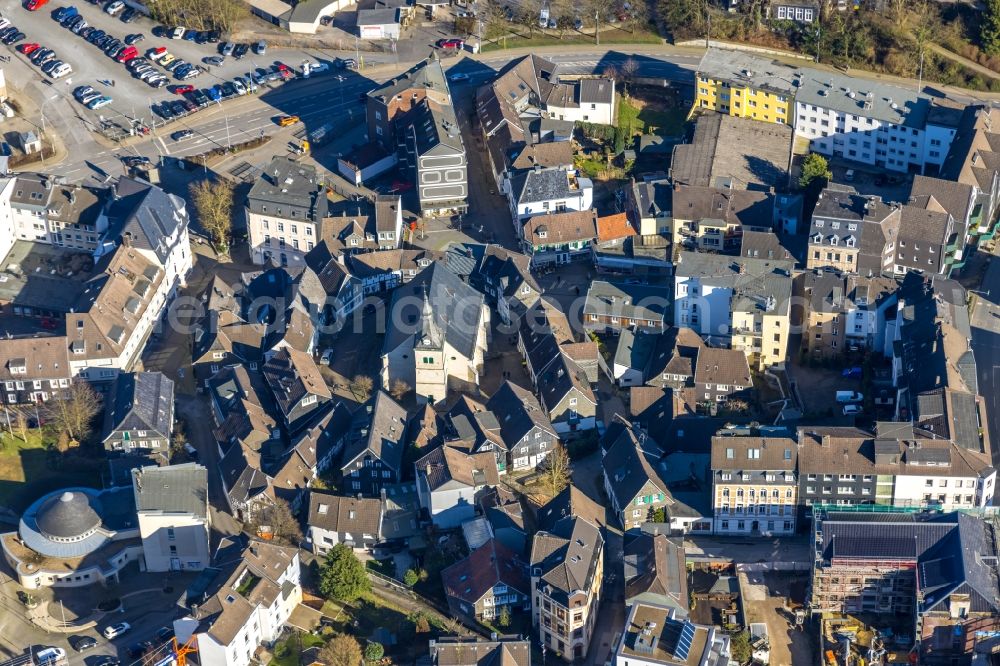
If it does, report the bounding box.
[835,390,863,403]
[34,648,67,664]
[843,404,862,416]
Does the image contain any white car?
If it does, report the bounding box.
[0,19,11,31]
[231,79,246,95]
[843,404,863,416]
[50,63,73,79]
[103,622,131,639]
[170,26,185,39]
[34,648,66,665]
[105,0,125,15]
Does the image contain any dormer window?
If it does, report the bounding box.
[830,236,838,246]
[845,235,856,247]
[815,221,824,228]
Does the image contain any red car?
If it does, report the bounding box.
[437,38,464,49]
[173,84,195,94]
[25,0,49,10]
[116,46,138,62]
[19,43,39,54]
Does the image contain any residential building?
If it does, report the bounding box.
[582,281,671,334]
[520,209,598,266]
[938,105,1000,253]
[176,539,301,666]
[693,346,752,405]
[262,348,332,433]
[0,337,71,405]
[428,638,530,666]
[894,199,958,276]
[481,486,529,555]
[797,270,898,358]
[415,444,499,529]
[614,603,732,666]
[306,491,383,554]
[673,252,793,370]
[218,442,272,522]
[441,538,530,623]
[909,174,976,272]
[602,424,671,530]
[670,114,793,191]
[132,463,210,572]
[348,248,443,295]
[191,277,266,385]
[623,532,688,612]
[339,391,407,496]
[4,174,110,251]
[530,512,604,661]
[796,423,995,513]
[303,243,365,328]
[209,365,280,454]
[486,380,559,472]
[592,211,671,278]
[811,509,1000,666]
[740,229,795,262]
[544,78,616,124]
[508,166,594,225]
[694,49,796,125]
[625,177,672,237]
[768,0,818,22]
[536,351,598,435]
[670,185,780,253]
[245,156,326,266]
[470,245,540,324]
[367,57,468,216]
[613,327,703,390]
[793,69,961,173]
[381,263,489,405]
[102,371,175,456]
[807,189,901,275]
[710,434,798,535]
[437,394,509,475]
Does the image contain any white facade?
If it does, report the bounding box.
[673,277,733,339]
[137,512,210,573]
[247,211,318,267]
[508,181,594,222]
[892,470,996,510]
[416,480,477,529]
[794,101,957,173]
[545,100,614,125]
[0,178,15,260]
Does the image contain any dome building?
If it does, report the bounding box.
[1,486,142,589]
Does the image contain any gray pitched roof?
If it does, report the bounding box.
[341,391,408,473]
[530,514,604,606]
[247,156,326,222]
[486,381,556,448]
[603,425,668,510]
[584,280,671,323]
[132,463,208,518]
[383,262,485,360]
[109,177,188,266]
[103,371,175,439]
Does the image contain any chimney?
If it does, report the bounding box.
[425,462,432,476]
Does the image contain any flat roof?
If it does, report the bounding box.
[696,48,798,95]
[795,68,931,128]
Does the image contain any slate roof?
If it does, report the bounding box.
[671,185,774,228]
[510,167,583,204]
[486,381,556,450]
[536,484,606,532]
[247,156,326,222]
[382,262,485,360]
[341,390,408,474]
[262,348,331,420]
[710,435,798,471]
[442,538,529,606]
[603,425,668,510]
[536,352,596,413]
[307,491,382,536]
[674,252,793,313]
[103,371,175,439]
[35,490,102,539]
[132,463,208,518]
[107,176,188,266]
[624,533,688,615]
[530,513,604,606]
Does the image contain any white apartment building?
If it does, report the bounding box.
[506,166,594,224]
[246,157,326,266]
[544,78,616,125]
[133,464,211,573]
[177,541,302,666]
[794,71,960,173]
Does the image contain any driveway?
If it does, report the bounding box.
[739,571,814,666]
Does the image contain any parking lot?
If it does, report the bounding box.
[0,0,354,135]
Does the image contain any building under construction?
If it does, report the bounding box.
[811,507,1000,665]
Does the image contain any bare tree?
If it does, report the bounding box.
[518,0,543,36]
[46,381,101,444]
[480,0,510,41]
[246,498,302,545]
[389,379,411,402]
[539,444,571,496]
[15,410,28,443]
[318,634,363,666]
[350,375,374,402]
[190,178,234,252]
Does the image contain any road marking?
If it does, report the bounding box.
[157,136,170,155]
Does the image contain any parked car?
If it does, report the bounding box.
[26,0,51,11]
[232,42,248,59]
[835,390,864,403]
[170,25,185,39]
[4,31,25,44]
[219,41,234,56]
[206,85,222,101]
[33,648,65,665]
[19,42,40,54]
[231,78,246,95]
[253,39,266,54]
[204,55,224,66]
[173,84,195,94]
[51,63,73,79]
[103,622,131,639]
[87,94,111,109]
[93,658,120,666]
[155,626,175,643]
[105,0,124,15]
[124,33,143,44]
[120,7,136,21]
[73,636,98,652]
[73,84,94,99]
[148,46,167,60]
[843,403,863,415]
[189,89,209,105]
[436,38,463,49]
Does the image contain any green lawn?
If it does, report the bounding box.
[618,93,687,137]
[271,632,326,666]
[482,27,662,52]
[0,431,102,511]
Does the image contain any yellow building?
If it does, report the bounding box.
[694,49,797,125]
